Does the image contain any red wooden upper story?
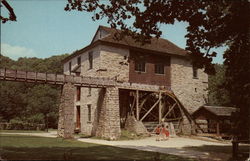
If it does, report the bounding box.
[129,50,171,87]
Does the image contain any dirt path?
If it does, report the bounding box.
[1,132,231,161]
[78,136,231,161]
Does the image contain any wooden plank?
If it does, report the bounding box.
[56,74,64,82]
[6,69,15,78]
[47,73,55,81]
[37,73,46,80]
[159,92,162,123]
[163,103,177,119]
[140,98,160,121]
[141,107,158,120]
[136,90,139,120]
[216,122,220,136]
[27,71,36,80]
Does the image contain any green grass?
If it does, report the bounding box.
[76,130,148,141]
[0,130,47,133]
[0,134,196,161]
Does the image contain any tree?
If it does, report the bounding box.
[208,64,231,106]
[0,0,16,23]
[26,85,60,131]
[65,0,250,139]
[0,54,68,129]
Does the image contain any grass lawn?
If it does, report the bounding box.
[0,130,48,133]
[0,134,196,161]
[76,130,148,141]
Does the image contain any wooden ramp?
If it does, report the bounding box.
[0,68,116,88]
[0,68,166,92]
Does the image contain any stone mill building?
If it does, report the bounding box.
[60,25,208,139]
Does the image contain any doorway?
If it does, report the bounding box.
[76,106,81,130]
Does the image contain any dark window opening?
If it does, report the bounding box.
[87,104,91,122]
[76,87,81,101]
[88,52,93,69]
[69,61,72,74]
[193,66,198,78]
[135,61,145,72]
[155,64,165,74]
[88,87,91,96]
[76,106,81,129]
[77,56,81,65]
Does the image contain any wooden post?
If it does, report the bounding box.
[159,92,162,123]
[232,137,238,159]
[216,121,220,136]
[35,72,38,82]
[4,68,6,79]
[25,71,27,81]
[55,73,57,84]
[14,70,17,80]
[136,90,139,120]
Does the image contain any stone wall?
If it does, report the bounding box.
[57,83,75,138]
[95,87,121,140]
[70,45,129,136]
[99,45,130,82]
[171,57,208,114]
[171,57,208,134]
[75,87,101,136]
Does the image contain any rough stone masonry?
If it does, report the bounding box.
[57,83,75,138]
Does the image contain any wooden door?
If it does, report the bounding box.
[76,106,81,129]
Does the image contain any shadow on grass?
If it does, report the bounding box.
[0,135,192,161]
[183,144,250,161]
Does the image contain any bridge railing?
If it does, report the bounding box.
[0,68,116,87]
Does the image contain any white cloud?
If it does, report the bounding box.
[1,43,38,60]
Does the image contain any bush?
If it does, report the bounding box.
[0,120,45,131]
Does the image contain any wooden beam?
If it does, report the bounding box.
[140,98,160,121]
[136,90,139,120]
[159,92,162,123]
[163,103,177,119]
[165,117,182,121]
[141,107,158,120]
[216,121,220,136]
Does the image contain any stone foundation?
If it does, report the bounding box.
[95,87,121,140]
[57,83,75,138]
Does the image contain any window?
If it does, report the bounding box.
[88,87,91,96]
[135,61,145,72]
[76,106,81,129]
[77,56,81,65]
[193,66,198,78]
[88,52,93,69]
[87,104,91,122]
[76,87,81,101]
[69,61,72,74]
[155,64,165,74]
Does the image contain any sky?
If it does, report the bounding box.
[1,0,226,63]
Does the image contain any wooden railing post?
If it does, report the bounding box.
[15,70,17,80]
[232,136,238,160]
[4,68,6,79]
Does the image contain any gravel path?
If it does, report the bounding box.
[1,132,231,161]
[78,136,231,161]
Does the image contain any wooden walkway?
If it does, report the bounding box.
[0,68,165,92]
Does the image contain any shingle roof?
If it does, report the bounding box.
[99,26,187,56]
[62,25,187,63]
[196,105,237,117]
